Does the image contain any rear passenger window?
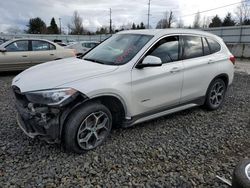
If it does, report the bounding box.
[182,36,203,59]
[32,41,51,51]
[206,38,221,53]
[202,38,210,56]
[147,36,179,63]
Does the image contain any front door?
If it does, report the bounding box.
[131,35,184,116]
[0,40,31,71]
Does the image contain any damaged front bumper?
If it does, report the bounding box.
[15,101,61,143]
[12,86,63,143]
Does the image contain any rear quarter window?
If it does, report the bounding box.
[206,38,221,53]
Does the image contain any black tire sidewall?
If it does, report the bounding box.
[63,102,112,154]
[205,78,226,110]
[232,159,250,188]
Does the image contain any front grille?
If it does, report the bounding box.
[12,86,29,107]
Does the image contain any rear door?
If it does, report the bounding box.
[180,35,222,103]
[29,40,57,65]
[0,40,31,71]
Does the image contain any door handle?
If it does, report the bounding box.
[22,55,28,57]
[170,67,181,73]
[50,54,54,56]
[208,59,214,64]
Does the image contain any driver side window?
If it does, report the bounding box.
[147,36,180,64]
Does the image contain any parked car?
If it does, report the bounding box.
[12,29,235,153]
[53,39,68,47]
[0,39,6,45]
[66,41,100,56]
[0,38,76,72]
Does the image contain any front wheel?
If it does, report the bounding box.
[63,102,112,153]
[204,78,226,110]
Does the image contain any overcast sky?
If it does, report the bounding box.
[0,0,243,33]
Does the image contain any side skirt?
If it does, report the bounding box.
[122,96,205,128]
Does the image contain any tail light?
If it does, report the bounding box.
[229,56,236,65]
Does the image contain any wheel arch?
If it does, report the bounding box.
[211,73,229,88]
[60,93,127,137]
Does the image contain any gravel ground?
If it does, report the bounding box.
[0,72,249,188]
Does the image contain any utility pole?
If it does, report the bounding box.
[59,18,62,34]
[109,8,112,34]
[147,0,151,29]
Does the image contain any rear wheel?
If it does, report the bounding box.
[63,102,112,153]
[204,78,226,110]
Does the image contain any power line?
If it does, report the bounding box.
[181,0,249,18]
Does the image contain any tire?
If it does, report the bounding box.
[232,159,250,188]
[204,78,226,110]
[63,102,112,154]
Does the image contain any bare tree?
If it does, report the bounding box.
[165,11,174,28]
[176,18,184,28]
[235,2,250,25]
[156,10,175,28]
[193,11,201,28]
[68,11,85,35]
[202,16,211,28]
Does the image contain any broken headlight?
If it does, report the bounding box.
[25,88,78,106]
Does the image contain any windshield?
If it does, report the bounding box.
[83,34,153,65]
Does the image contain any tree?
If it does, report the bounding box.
[27,17,47,34]
[209,15,222,28]
[202,16,211,28]
[193,11,201,28]
[176,18,184,28]
[243,19,250,25]
[131,23,136,29]
[165,11,174,28]
[136,24,140,29]
[235,2,250,25]
[96,26,109,34]
[47,17,59,34]
[222,13,236,26]
[68,11,85,35]
[140,22,145,29]
[156,10,175,28]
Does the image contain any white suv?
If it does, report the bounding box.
[12,29,235,153]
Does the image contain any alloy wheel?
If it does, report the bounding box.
[77,111,110,150]
[209,81,225,107]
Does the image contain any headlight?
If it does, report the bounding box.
[25,88,78,106]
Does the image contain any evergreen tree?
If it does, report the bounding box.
[132,23,136,29]
[209,15,222,27]
[243,19,250,25]
[27,17,47,34]
[222,13,236,26]
[140,22,145,29]
[136,24,140,29]
[47,17,59,34]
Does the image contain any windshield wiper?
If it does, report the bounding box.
[84,58,105,64]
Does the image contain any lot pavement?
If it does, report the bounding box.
[0,61,249,187]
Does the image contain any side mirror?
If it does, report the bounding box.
[136,55,162,69]
[0,47,7,52]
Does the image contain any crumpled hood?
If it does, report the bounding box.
[12,57,118,92]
